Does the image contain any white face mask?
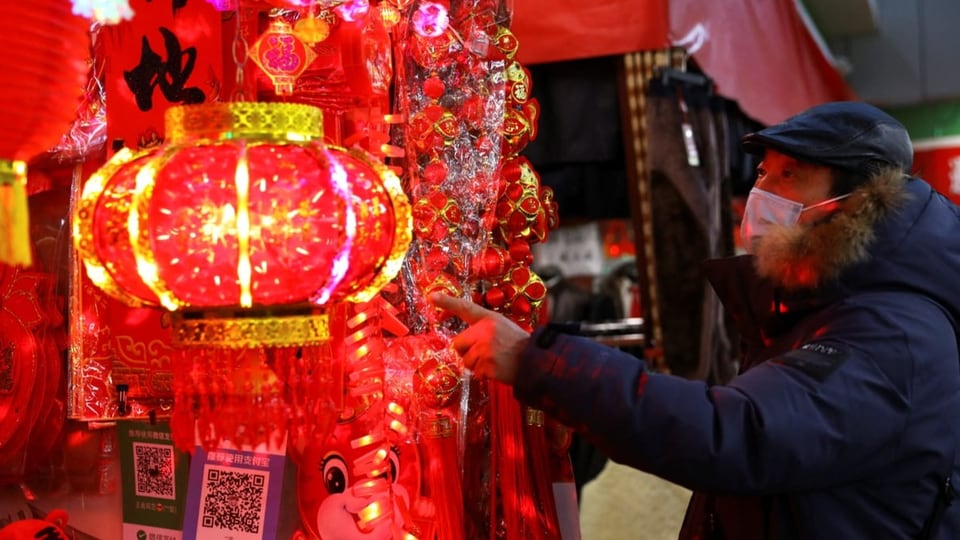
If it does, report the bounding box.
[740,188,851,254]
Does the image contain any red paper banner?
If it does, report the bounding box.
[102,0,223,151]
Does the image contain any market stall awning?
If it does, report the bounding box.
[512,0,669,65]
[512,0,856,125]
[670,0,856,125]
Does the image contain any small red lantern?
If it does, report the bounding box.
[250,18,318,96]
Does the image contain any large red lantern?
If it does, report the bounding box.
[73,102,411,450]
[74,102,411,322]
[0,1,89,266]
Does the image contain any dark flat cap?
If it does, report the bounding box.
[742,101,913,172]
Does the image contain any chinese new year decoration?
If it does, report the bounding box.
[73,100,412,450]
[2,0,573,538]
[74,101,410,313]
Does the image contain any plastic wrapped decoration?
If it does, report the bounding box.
[396,0,506,335]
[480,21,570,540]
[397,2,504,538]
[49,24,108,165]
[72,102,413,450]
[0,0,90,266]
[402,5,565,537]
[67,158,178,423]
[390,0,557,538]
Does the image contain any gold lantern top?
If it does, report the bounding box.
[165,101,325,143]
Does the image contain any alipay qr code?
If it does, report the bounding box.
[133,442,176,500]
[199,465,268,538]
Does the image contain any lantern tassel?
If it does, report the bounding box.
[0,160,32,267]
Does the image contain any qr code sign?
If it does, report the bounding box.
[199,465,268,539]
[133,442,176,500]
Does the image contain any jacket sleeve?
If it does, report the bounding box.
[513,300,933,494]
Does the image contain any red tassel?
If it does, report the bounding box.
[491,382,546,539]
[420,418,464,539]
[524,416,562,539]
[489,388,500,537]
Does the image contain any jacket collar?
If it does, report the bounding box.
[752,167,910,290]
[705,168,910,346]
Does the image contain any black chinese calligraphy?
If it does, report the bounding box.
[123,27,206,112]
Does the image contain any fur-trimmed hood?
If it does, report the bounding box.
[705,171,960,342]
[753,167,909,290]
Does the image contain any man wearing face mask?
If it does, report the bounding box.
[431,101,960,539]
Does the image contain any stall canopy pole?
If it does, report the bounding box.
[617,48,683,373]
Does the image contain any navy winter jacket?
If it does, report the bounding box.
[514,175,960,538]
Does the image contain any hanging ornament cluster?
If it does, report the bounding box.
[477,26,572,540]
[390,1,522,537]
[387,1,569,538]
[474,19,564,540]
[482,32,555,332]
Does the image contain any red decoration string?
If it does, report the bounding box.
[420,417,464,539]
[491,381,550,539]
[524,419,561,539]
